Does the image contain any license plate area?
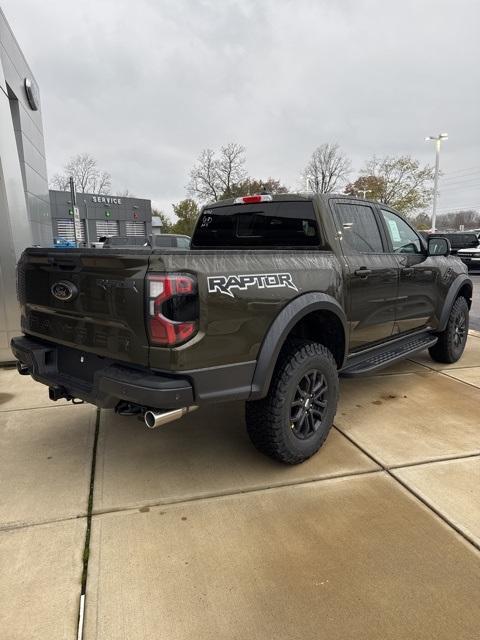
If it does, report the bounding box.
[57,346,111,383]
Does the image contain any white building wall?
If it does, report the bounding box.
[0,8,51,362]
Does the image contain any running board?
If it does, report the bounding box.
[340,332,438,377]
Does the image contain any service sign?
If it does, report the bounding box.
[92,196,122,205]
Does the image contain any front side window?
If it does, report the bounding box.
[334,203,384,253]
[380,209,422,254]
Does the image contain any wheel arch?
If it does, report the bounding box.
[439,275,473,332]
[249,293,347,400]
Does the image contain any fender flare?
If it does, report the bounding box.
[249,293,347,400]
[439,274,473,331]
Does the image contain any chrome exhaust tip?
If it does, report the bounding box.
[144,406,198,429]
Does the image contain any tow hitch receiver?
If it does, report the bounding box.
[49,385,71,401]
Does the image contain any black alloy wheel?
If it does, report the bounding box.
[290,369,328,440]
[453,312,467,349]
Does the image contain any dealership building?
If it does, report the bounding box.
[49,190,152,243]
[0,8,51,362]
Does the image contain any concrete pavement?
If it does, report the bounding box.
[1,334,479,639]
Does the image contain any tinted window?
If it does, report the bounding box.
[192,202,320,247]
[380,209,422,253]
[335,203,384,253]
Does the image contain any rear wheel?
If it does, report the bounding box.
[429,296,469,363]
[245,341,339,464]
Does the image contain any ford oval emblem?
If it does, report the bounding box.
[51,281,78,302]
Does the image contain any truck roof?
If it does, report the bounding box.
[203,193,377,209]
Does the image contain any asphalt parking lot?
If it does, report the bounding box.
[1,333,480,639]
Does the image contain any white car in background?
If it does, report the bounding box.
[457,243,480,270]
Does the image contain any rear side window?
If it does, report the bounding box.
[334,203,384,254]
[192,202,320,247]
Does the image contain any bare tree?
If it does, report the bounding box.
[50,173,70,191]
[216,143,247,198]
[303,143,351,193]
[437,209,480,230]
[188,143,246,202]
[49,153,111,194]
[188,149,220,201]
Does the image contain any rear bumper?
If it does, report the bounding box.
[10,335,194,409]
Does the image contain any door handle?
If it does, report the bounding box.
[401,267,414,276]
[354,268,372,278]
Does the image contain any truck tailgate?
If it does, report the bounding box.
[18,248,151,365]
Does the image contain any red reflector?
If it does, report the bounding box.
[149,316,196,345]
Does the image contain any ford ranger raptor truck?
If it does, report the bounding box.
[11,194,473,464]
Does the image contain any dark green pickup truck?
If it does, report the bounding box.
[12,194,472,464]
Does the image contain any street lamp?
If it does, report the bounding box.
[356,188,372,199]
[425,133,448,232]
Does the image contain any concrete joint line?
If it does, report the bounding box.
[0,512,87,533]
[90,467,383,519]
[437,370,480,392]
[76,408,100,640]
[389,451,480,471]
[333,424,480,553]
[390,471,480,553]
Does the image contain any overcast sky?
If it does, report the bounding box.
[3,0,480,217]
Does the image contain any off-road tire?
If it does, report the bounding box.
[428,296,469,364]
[245,341,339,464]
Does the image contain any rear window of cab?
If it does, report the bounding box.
[192,201,320,247]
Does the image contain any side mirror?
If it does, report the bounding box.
[428,236,451,257]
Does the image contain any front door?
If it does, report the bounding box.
[378,208,437,333]
[332,200,398,351]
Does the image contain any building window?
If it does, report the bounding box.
[96,220,119,240]
[125,221,146,236]
[55,219,85,242]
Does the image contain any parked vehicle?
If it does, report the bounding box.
[420,231,478,254]
[457,244,480,270]
[91,234,190,250]
[12,194,472,464]
[153,234,191,249]
[102,236,148,248]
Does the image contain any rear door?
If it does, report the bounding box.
[19,248,151,365]
[331,199,398,351]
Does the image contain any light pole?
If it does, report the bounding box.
[425,133,448,232]
[356,188,372,199]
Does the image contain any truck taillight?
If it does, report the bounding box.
[146,273,198,346]
[233,194,273,204]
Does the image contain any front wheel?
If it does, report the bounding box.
[429,296,469,364]
[245,341,339,464]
